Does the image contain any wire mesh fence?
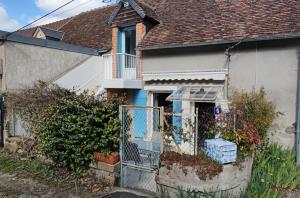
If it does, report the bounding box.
[120,106,163,193]
[119,104,239,192]
[163,111,198,155]
[196,104,242,154]
[162,103,239,156]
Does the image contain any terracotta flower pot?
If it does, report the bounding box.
[93,151,119,165]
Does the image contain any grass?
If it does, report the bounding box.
[0,153,110,197]
[156,186,234,198]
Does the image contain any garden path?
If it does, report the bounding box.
[0,172,79,198]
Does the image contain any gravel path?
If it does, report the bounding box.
[0,173,152,198]
[0,173,79,198]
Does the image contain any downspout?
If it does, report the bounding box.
[296,48,300,165]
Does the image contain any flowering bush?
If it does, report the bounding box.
[206,89,276,157]
[232,88,279,139]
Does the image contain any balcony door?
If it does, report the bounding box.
[118,26,136,78]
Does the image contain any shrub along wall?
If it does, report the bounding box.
[5,81,124,170]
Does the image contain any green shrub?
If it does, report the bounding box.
[39,93,122,170]
[244,144,300,198]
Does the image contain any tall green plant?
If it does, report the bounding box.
[244,144,300,198]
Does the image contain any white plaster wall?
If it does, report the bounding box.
[55,56,103,93]
[2,41,100,140]
[3,42,90,91]
[143,50,226,73]
[229,46,298,148]
[142,44,299,148]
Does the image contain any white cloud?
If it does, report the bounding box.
[34,0,107,25]
[0,6,21,32]
[27,15,62,26]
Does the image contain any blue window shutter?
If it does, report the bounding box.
[173,92,182,143]
[133,90,147,138]
[117,29,123,78]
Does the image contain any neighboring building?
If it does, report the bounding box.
[18,0,300,149]
[0,30,106,146]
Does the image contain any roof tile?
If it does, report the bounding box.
[18,0,300,50]
[141,0,300,48]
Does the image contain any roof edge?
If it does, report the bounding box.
[39,26,65,34]
[108,0,148,26]
[0,30,105,56]
[140,34,300,51]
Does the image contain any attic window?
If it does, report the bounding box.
[33,27,64,41]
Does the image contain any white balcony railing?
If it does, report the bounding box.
[103,53,137,80]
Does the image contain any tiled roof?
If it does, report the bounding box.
[60,6,114,49]
[18,17,73,37]
[18,0,300,50]
[134,0,158,21]
[19,6,115,49]
[140,0,300,49]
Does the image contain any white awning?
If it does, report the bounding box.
[143,69,227,81]
[166,85,225,102]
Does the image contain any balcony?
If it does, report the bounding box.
[102,53,143,89]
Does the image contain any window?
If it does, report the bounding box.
[123,27,136,55]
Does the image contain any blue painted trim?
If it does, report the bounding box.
[133,90,147,138]
[173,91,182,143]
[117,28,123,78]
[133,90,147,106]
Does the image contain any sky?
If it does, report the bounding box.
[0,0,116,32]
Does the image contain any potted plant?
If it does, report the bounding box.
[93,150,119,165]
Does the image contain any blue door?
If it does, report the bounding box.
[133,90,147,138]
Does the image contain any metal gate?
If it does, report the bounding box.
[0,97,4,147]
[120,106,163,193]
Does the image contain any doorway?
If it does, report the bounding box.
[195,102,215,149]
[124,28,136,55]
[153,92,172,132]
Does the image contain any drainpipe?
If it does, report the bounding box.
[296,48,300,165]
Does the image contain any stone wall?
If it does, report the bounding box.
[90,161,120,186]
[156,157,253,197]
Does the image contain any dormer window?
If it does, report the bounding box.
[121,26,136,55]
[33,27,64,41]
[103,0,159,84]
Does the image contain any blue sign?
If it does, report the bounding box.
[214,106,222,115]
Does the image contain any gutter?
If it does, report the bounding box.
[98,48,110,55]
[139,34,300,51]
[297,48,300,165]
[0,30,103,56]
